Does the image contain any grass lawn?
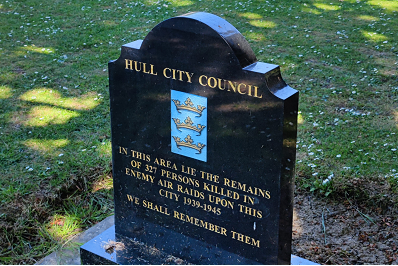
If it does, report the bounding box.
[1,0,397,264]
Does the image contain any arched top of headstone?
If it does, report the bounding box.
[140,12,258,69]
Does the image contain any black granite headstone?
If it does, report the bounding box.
[81,12,298,265]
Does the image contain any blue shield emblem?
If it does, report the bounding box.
[171,90,207,162]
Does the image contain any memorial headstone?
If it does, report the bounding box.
[81,12,299,265]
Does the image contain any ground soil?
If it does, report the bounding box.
[292,190,398,265]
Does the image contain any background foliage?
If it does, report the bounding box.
[0,0,397,264]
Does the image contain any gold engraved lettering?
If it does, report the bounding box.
[199,75,207,86]
[124,168,155,183]
[177,69,184,81]
[227,80,237,93]
[130,159,142,169]
[150,64,157,75]
[231,231,260,248]
[208,77,217,88]
[177,184,205,200]
[130,149,151,162]
[237,83,246,94]
[134,61,141,71]
[197,75,262,98]
[142,62,151,74]
[203,182,239,200]
[157,179,173,189]
[125,59,157,76]
[162,67,193,83]
[142,200,170,215]
[218,78,225,90]
[163,67,171,78]
[159,188,179,202]
[181,165,197,176]
[224,177,270,199]
[153,157,178,170]
[208,194,234,209]
[243,194,255,205]
[248,85,253,96]
[185,72,194,83]
[119,146,128,155]
[160,169,200,187]
[253,86,262,98]
[126,194,140,205]
[173,210,227,236]
[125,59,133,70]
[237,203,263,218]
[199,170,220,183]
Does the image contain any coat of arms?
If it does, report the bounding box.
[171,90,207,162]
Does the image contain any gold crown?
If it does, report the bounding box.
[172,97,206,117]
[172,116,206,135]
[172,135,205,154]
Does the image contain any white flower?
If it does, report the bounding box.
[336,154,341,158]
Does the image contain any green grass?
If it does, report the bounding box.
[1,0,397,264]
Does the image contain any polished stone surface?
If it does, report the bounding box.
[97,12,299,264]
[81,225,317,265]
[38,215,317,265]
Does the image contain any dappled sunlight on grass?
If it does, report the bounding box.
[92,174,113,192]
[24,106,80,127]
[368,0,398,12]
[97,141,112,157]
[0,71,18,83]
[239,12,262,20]
[244,32,266,42]
[20,45,54,54]
[357,15,379,21]
[301,7,322,15]
[374,57,398,77]
[1,0,397,263]
[46,214,81,242]
[168,0,193,7]
[24,139,69,154]
[249,20,277,29]
[313,3,341,11]
[297,112,304,125]
[20,88,100,110]
[0,85,13,99]
[361,30,388,42]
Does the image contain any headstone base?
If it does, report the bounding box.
[80,225,193,265]
[80,226,318,265]
[80,225,259,265]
